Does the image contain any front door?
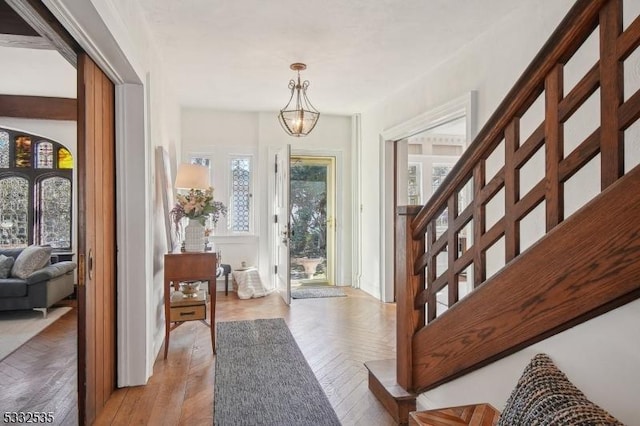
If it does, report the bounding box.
[274,145,291,305]
[289,155,336,286]
[77,52,117,425]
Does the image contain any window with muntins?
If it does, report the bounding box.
[432,164,453,229]
[230,156,252,233]
[0,128,73,249]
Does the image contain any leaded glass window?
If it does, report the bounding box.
[0,177,29,248]
[0,127,73,250]
[58,148,73,169]
[0,131,9,168]
[15,136,31,167]
[190,157,211,168]
[408,163,422,205]
[38,177,72,248]
[36,141,54,168]
[230,156,252,232]
[432,165,452,194]
[433,165,453,229]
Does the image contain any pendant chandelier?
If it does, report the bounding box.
[278,63,320,137]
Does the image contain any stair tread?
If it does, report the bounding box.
[410,403,500,426]
[365,359,415,399]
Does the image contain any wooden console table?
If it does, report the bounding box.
[163,252,217,359]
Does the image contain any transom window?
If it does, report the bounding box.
[0,128,73,250]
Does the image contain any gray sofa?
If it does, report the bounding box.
[0,247,76,317]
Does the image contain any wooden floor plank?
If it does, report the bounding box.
[93,388,127,426]
[0,305,77,426]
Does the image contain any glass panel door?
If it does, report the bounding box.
[289,156,335,286]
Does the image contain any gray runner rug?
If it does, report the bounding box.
[291,286,346,299]
[214,318,341,426]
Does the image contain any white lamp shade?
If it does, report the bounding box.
[174,163,210,189]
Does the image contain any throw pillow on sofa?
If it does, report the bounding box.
[11,245,53,279]
[0,254,14,278]
[498,353,622,425]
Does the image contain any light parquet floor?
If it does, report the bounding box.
[0,306,78,425]
[99,287,398,425]
[1,288,400,425]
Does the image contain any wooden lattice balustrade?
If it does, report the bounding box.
[368,0,640,422]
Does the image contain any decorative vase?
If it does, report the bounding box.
[184,219,205,252]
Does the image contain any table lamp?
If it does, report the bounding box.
[174,163,210,189]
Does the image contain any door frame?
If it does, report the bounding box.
[290,154,337,286]
[44,0,153,387]
[291,148,344,286]
[379,92,477,302]
[268,147,345,292]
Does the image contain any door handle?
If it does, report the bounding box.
[78,254,85,287]
[88,249,94,280]
[281,226,290,244]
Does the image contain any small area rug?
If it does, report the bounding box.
[0,307,72,361]
[291,286,346,299]
[214,318,340,426]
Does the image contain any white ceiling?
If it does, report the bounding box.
[0,1,530,115]
[137,0,526,115]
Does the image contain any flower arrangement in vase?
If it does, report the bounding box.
[170,187,227,251]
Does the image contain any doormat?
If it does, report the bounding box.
[214,318,341,425]
[297,280,330,286]
[291,286,346,299]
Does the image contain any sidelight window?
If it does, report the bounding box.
[229,156,252,233]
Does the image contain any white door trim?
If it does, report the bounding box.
[43,0,152,386]
[290,149,344,287]
[351,114,362,288]
[378,92,477,303]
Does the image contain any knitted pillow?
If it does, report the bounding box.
[11,245,52,279]
[498,354,623,426]
[0,254,14,279]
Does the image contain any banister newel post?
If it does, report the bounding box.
[396,205,424,391]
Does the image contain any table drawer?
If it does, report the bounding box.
[170,304,206,322]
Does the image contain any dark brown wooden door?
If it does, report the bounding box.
[77,52,116,425]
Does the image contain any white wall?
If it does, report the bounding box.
[357,0,640,421]
[419,299,640,424]
[181,109,260,289]
[181,109,352,288]
[359,0,576,298]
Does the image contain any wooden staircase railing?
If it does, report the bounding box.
[367,0,640,422]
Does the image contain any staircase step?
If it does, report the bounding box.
[365,359,417,425]
[409,403,501,426]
